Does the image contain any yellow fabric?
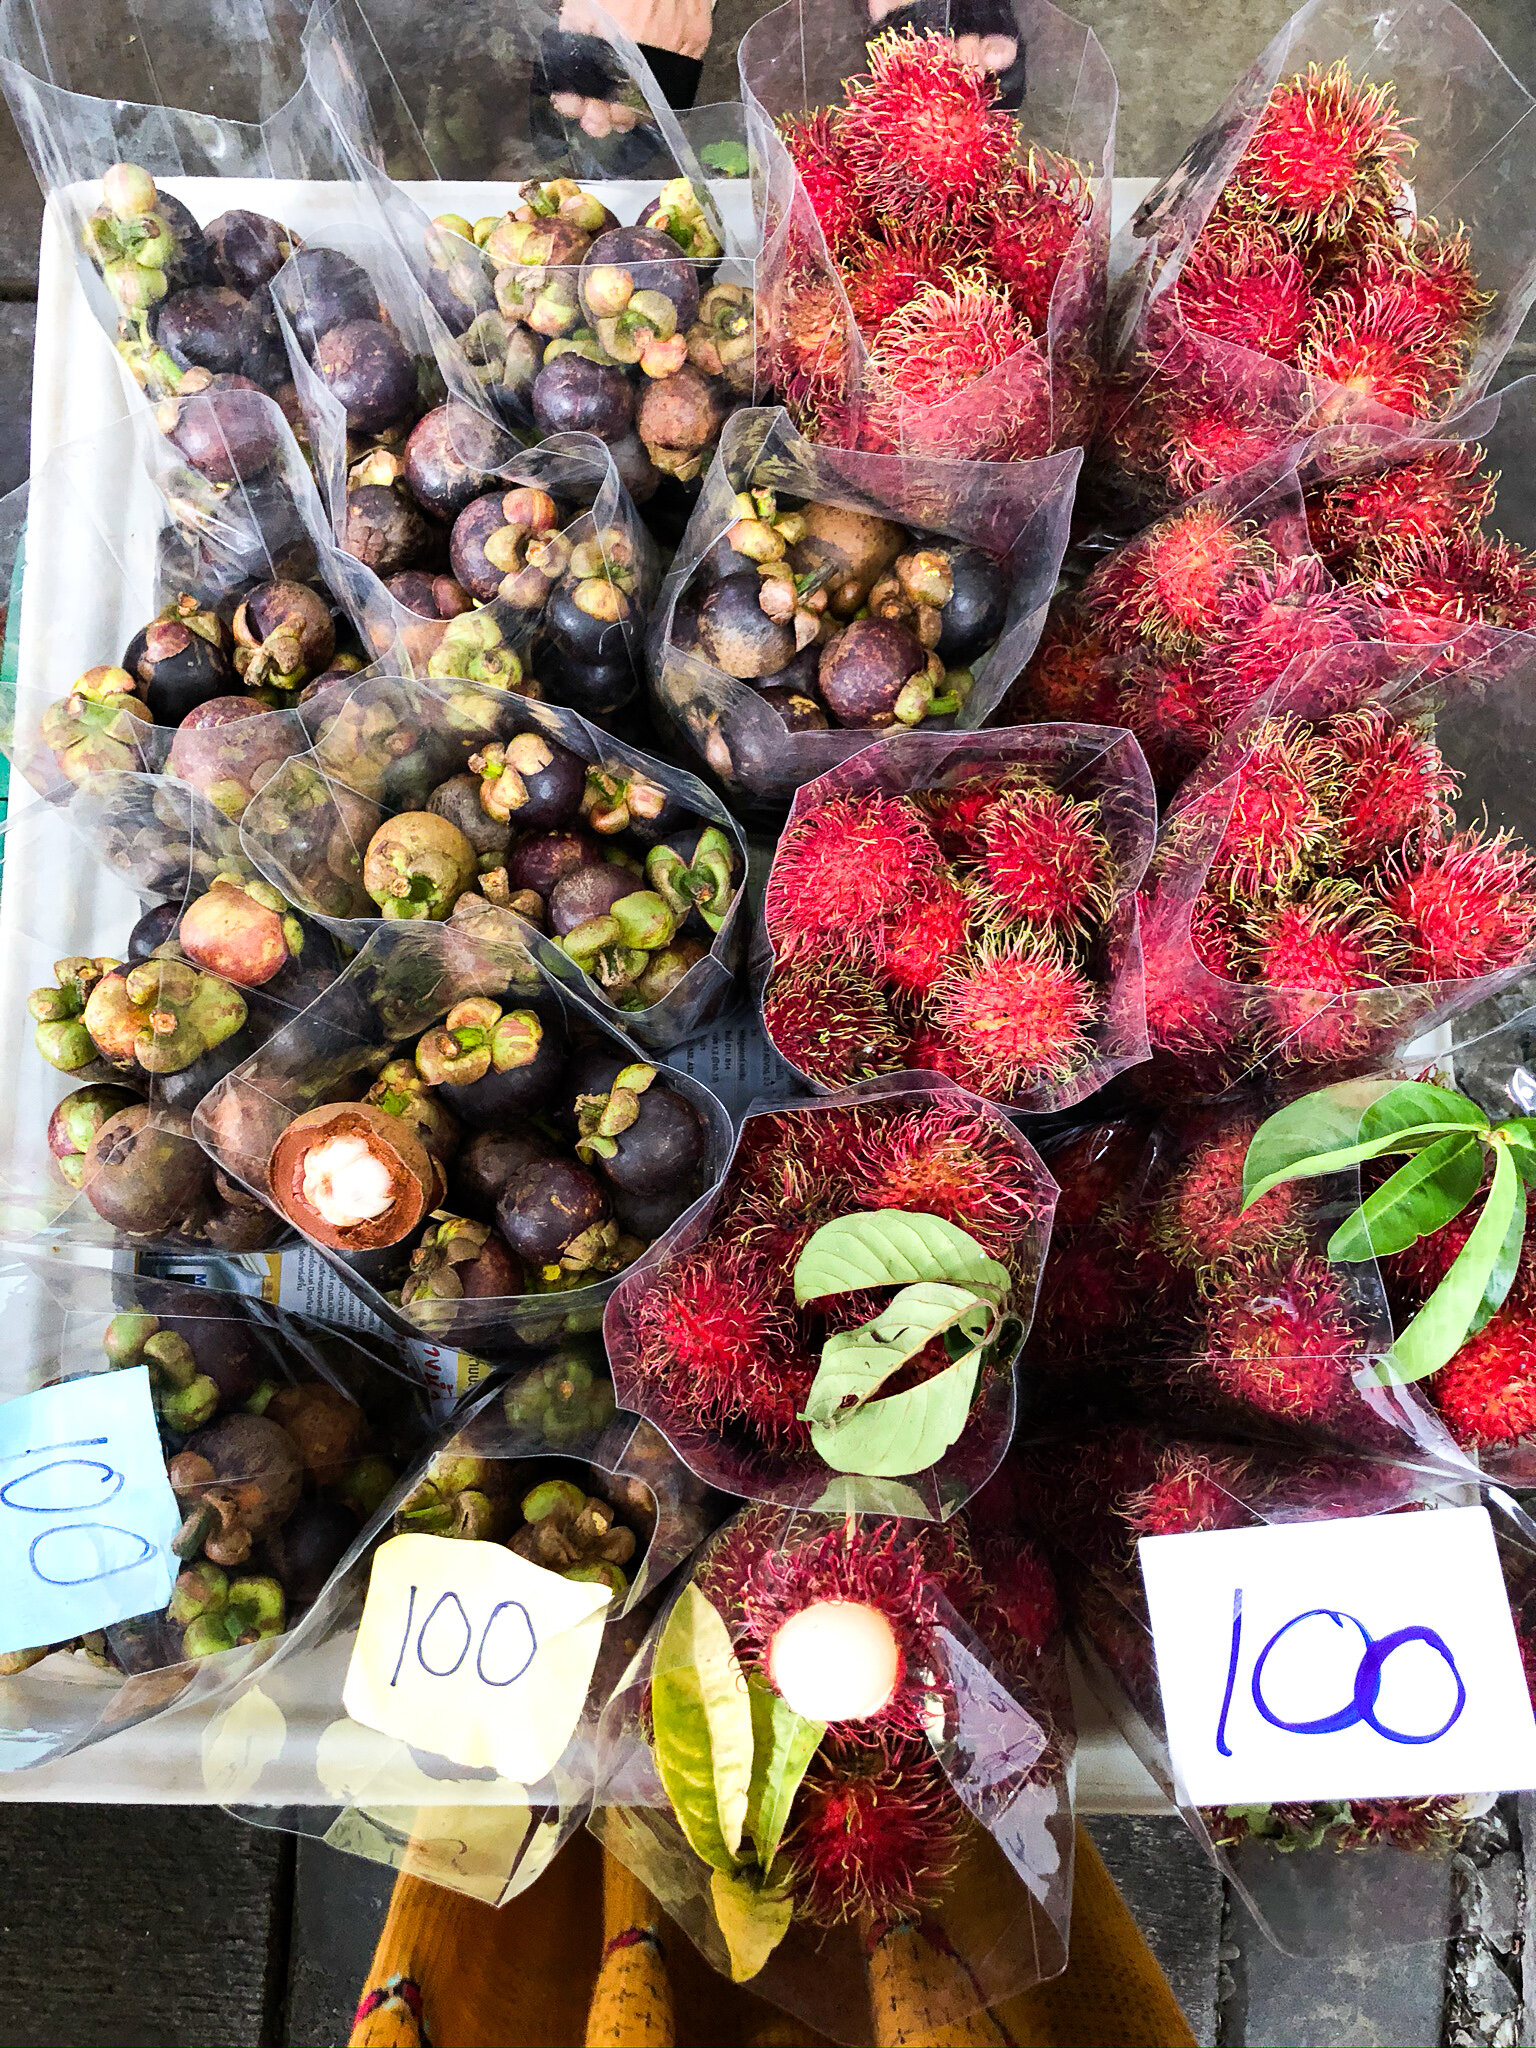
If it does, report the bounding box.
[350,1824,1196,2048]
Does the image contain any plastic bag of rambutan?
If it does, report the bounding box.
[1137,634,1536,1100]
[602,1073,1057,1516]
[737,0,1115,461]
[1019,1426,1502,1953]
[647,405,1080,810]
[755,724,1155,1111]
[1098,0,1536,518]
[589,1490,1074,2041]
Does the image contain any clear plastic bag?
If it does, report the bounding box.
[192,918,735,1353]
[590,1493,1075,2044]
[604,1071,1057,1516]
[1099,0,1536,517]
[201,1369,720,1902]
[0,1255,428,1773]
[240,673,748,1052]
[739,0,1115,462]
[648,405,1080,811]
[753,723,1154,1111]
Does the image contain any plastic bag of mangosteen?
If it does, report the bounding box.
[301,0,761,523]
[649,407,1081,811]
[199,1355,722,1902]
[0,1257,430,1772]
[239,671,751,1052]
[190,916,735,1356]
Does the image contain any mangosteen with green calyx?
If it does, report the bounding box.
[152,285,250,376]
[178,875,305,990]
[268,1102,439,1255]
[362,810,479,921]
[81,1102,212,1237]
[167,696,303,819]
[503,1348,616,1444]
[641,179,723,262]
[260,1497,357,1608]
[48,1083,144,1190]
[697,575,795,681]
[39,666,153,790]
[123,595,234,726]
[403,404,502,522]
[759,685,829,731]
[646,827,737,933]
[315,319,419,435]
[818,618,934,728]
[282,247,380,353]
[578,764,670,838]
[452,1128,552,1220]
[400,1213,523,1317]
[574,1064,705,1196]
[531,353,634,442]
[344,482,430,577]
[495,1154,615,1277]
[414,997,567,1125]
[580,225,701,333]
[635,368,729,484]
[424,610,528,694]
[426,773,511,860]
[365,1056,460,1166]
[157,371,278,484]
[206,209,297,294]
[469,732,585,830]
[547,861,640,938]
[559,890,679,993]
[81,957,247,1080]
[506,829,599,902]
[232,582,337,695]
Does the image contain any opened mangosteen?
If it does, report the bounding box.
[122,597,234,726]
[283,247,380,353]
[495,1155,613,1274]
[818,618,930,728]
[232,582,337,696]
[157,372,277,484]
[698,575,795,681]
[315,318,419,435]
[152,285,250,376]
[469,732,585,830]
[81,1102,212,1236]
[531,353,633,442]
[574,1064,704,1196]
[415,997,567,1124]
[345,483,430,577]
[206,209,296,294]
[269,1102,439,1253]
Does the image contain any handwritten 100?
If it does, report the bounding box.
[0,1434,157,1586]
[388,1582,540,1689]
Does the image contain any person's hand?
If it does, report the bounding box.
[865,0,1018,77]
[549,0,711,131]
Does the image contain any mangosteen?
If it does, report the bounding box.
[451,491,522,604]
[635,368,728,479]
[576,1068,705,1196]
[606,430,661,505]
[818,618,929,727]
[580,225,700,333]
[562,1045,626,1106]
[790,505,906,613]
[178,1413,304,1546]
[126,899,181,962]
[206,209,297,294]
[166,696,303,819]
[401,1216,524,1317]
[471,731,586,832]
[427,773,511,859]
[178,878,298,989]
[315,319,419,435]
[81,1103,211,1236]
[495,1155,611,1269]
[414,998,568,1125]
[485,324,545,426]
[47,1083,144,1190]
[698,575,795,681]
[344,483,430,577]
[759,685,829,731]
[937,545,1008,661]
[548,861,638,937]
[537,646,637,721]
[159,373,277,484]
[154,192,215,292]
[152,285,250,375]
[544,580,634,671]
[123,598,234,726]
[261,1496,357,1607]
[609,1181,693,1241]
[232,582,338,695]
[697,528,760,586]
[283,247,380,353]
[268,1102,438,1253]
[506,829,599,902]
[452,1129,553,1220]
[531,354,634,442]
[403,405,503,523]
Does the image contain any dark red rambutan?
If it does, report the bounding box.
[1301,281,1466,419]
[905,1020,980,1086]
[973,1533,1062,1659]
[1074,1572,1162,1719]
[783,1730,964,1927]
[725,1107,863,1221]
[1228,61,1414,241]
[1382,826,1536,981]
[874,876,972,995]
[929,940,1098,1099]
[1117,1446,1259,1542]
[1363,531,1536,636]
[1430,1309,1536,1447]
[1307,445,1495,573]
[1199,1255,1367,1429]
[1337,1797,1474,1853]
[841,220,963,339]
[767,268,852,409]
[975,148,1091,333]
[1171,219,1315,360]
[833,29,1015,220]
[1116,652,1220,785]
[973,782,1114,938]
[765,793,940,955]
[918,774,1007,856]
[867,272,1049,460]
[1243,884,1405,1062]
[1204,714,1339,897]
[840,1093,1045,1261]
[1205,559,1369,727]
[1323,706,1457,868]
[781,109,862,253]
[628,1242,815,1446]
[1087,504,1270,656]
[1149,1114,1305,1283]
[1139,889,1242,1060]
[763,958,907,1086]
[1032,1227,1141,1353]
[1018,612,1119,723]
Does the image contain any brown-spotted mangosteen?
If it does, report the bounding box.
[548,861,638,937]
[283,246,380,353]
[266,1382,365,1486]
[344,484,429,577]
[414,997,568,1124]
[315,318,419,435]
[174,1412,304,1558]
[635,367,728,481]
[495,1154,612,1271]
[82,1103,212,1236]
[453,1129,552,1220]
[427,773,512,860]
[206,209,296,295]
[269,1102,438,1253]
[790,504,906,613]
[403,404,502,523]
[531,353,633,442]
[759,685,830,731]
[698,574,795,681]
[818,618,929,728]
[152,285,250,376]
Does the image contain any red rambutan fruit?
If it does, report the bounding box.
[1149,1114,1305,1283]
[1363,531,1536,636]
[918,774,1007,856]
[975,148,1091,333]
[973,1533,1062,1660]
[867,271,1049,460]
[1199,1255,1367,1429]
[725,1108,863,1221]
[929,940,1098,1099]
[1139,888,1242,1059]
[842,219,965,339]
[1118,1446,1259,1542]
[766,793,941,955]
[874,876,972,995]
[833,29,1016,220]
[763,959,907,1086]
[1204,714,1340,897]
[784,1730,964,1927]
[841,1093,1045,1261]
[629,1243,815,1445]
[1323,706,1457,867]
[1116,652,1220,785]
[1228,61,1415,241]
[1243,884,1405,1062]
[905,1020,979,1086]
[1205,559,1369,727]
[1301,281,1466,420]
[1382,826,1536,981]
[1307,445,1495,573]
[1087,504,1271,656]
[1163,387,1297,501]
[1343,217,1493,340]
[782,109,862,253]
[1337,1798,1474,1853]
[1430,1308,1536,1447]
[1018,612,1119,723]
[767,268,852,408]
[1171,219,1315,360]
[972,781,1114,937]
[1032,1228,1141,1353]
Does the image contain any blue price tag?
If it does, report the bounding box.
[0,1367,182,1656]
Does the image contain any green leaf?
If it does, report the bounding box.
[1242,1080,1489,1212]
[1499,1120,1536,1187]
[745,1676,824,1873]
[709,1866,794,1982]
[800,1282,996,1427]
[700,139,750,176]
[1242,1080,1407,1206]
[652,1585,755,1874]
[1358,1082,1490,1144]
[811,1475,930,1517]
[1378,1143,1526,1385]
[1327,1131,1486,1262]
[809,1347,984,1476]
[794,1211,1010,1305]
[1466,1167,1527,1342]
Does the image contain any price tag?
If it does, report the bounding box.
[0,1367,182,1656]
[343,1533,612,1783]
[1140,1507,1536,1807]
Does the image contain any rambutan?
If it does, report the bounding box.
[725,1108,862,1221]
[917,774,1006,856]
[1205,559,1369,727]
[1337,1797,1474,1853]
[929,940,1098,1099]
[1171,220,1314,360]
[1301,282,1466,420]
[628,1243,815,1446]
[1363,531,1536,636]
[971,1533,1063,1662]
[1139,888,1242,1060]
[1323,706,1457,867]
[1199,1255,1367,1429]
[1430,1309,1536,1447]
[840,1093,1045,1262]
[1382,826,1536,981]
[972,781,1113,937]
[1228,61,1414,241]
[781,109,862,253]
[1118,1446,1259,1542]
[1344,218,1492,341]
[768,268,852,407]
[975,148,1091,333]
[1243,884,1405,1062]
[1203,715,1339,897]
[1116,652,1220,785]
[867,271,1049,460]
[1306,445,1495,572]
[765,793,940,955]
[1163,388,1296,501]
[1087,504,1270,656]
[1032,1228,1141,1352]
[1018,612,1118,723]
[763,959,907,1086]
[1149,1114,1305,1283]
[842,220,963,339]
[874,876,972,995]
[784,1730,964,1927]
[833,29,1016,220]
[905,1021,979,1086]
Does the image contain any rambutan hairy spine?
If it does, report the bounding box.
[1431,1309,1536,1447]
[763,958,907,1086]
[628,1242,815,1447]
[1228,61,1415,241]
[766,792,941,955]
[841,1092,1047,1263]
[973,781,1114,938]
[1086,504,1271,656]
[1382,826,1536,982]
[1199,1254,1369,1429]
[867,271,1049,460]
[833,29,1015,220]
[1323,706,1457,868]
[781,109,862,253]
[929,939,1099,1099]
[1170,219,1315,361]
[1149,1114,1306,1284]
[1202,714,1340,898]
[784,1730,965,1927]
[1306,445,1495,574]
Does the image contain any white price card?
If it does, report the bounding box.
[343,1533,612,1784]
[0,1367,182,1656]
[1139,1507,1536,1807]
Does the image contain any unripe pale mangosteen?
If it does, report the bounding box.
[496,1155,610,1267]
[937,544,1007,661]
[548,861,637,936]
[315,319,419,435]
[789,504,906,611]
[345,483,430,576]
[698,574,795,680]
[636,368,728,474]
[403,404,501,522]
[819,618,927,727]
[206,208,296,294]
[283,247,380,352]
[82,1103,211,1236]
[506,829,599,902]
[152,285,250,375]
[531,354,634,442]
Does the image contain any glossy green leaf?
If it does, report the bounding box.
[652,1585,754,1873]
[1378,1143,1526,1385]
[800,1283,996,1427]
[1500,1120,1536,1187]
[809,1347,984,1476]
[709,1867,794,1982]
[794,1211,1010,1306]
[1358,1082,1489,1143]
[1465,1166,1527,1343]
[745,1676,825,1873]
[1327,1131,1486,1262]
[1241,1079,1409,1209]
